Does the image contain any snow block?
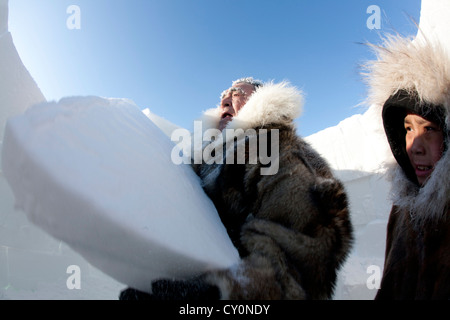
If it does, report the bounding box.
[1,96,240,293]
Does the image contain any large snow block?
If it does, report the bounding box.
[1,96,240,293]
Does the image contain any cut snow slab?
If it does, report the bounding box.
[1,96,240,294]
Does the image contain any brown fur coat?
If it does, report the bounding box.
[119,81,354,300]
[364,34,450,299]
[376,206,450,299]
[192,82,353,299]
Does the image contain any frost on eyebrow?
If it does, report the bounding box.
[220,87,246,100]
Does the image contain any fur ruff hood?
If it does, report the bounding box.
[364,34,450,227]
[199,81,304,133]
[194,81,304,166]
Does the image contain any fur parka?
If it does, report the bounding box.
[364,34,450,299]
[119,81,353,301]
[189,81,354,299]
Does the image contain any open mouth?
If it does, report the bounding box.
[221,112,233,119]
[414,164,434,180]
[416,165,433,171]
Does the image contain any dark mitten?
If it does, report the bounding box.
[118,277,221,300]
[119,287,154,300]
[151,278,221,300]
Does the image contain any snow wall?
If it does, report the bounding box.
[0,0,125,299]
[0,0,448,299]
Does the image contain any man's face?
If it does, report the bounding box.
[218,83,255,131]
[404,113,445,186]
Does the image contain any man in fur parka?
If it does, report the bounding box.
[120,78,353,300]
[364,34,450,299]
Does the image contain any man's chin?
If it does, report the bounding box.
[219,117,232,131]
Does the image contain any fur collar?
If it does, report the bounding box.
[388,153,450,228]
[199,81,304,132]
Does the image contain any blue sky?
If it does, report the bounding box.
[8,0,421,136]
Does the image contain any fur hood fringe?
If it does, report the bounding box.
[363,33,450,227]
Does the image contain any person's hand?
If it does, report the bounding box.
[119,277,221,300]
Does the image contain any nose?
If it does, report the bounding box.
[221,94,232,109]
[408,133,426,155]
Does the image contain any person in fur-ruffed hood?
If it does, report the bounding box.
[364,34,450,299]
[120,78,353,300]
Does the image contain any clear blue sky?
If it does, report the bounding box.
[8,0,421,136]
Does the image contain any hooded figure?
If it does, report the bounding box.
[364,34,450,299]
[120,79,353,300]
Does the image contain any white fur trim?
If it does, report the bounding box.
[363,34,450,126]
[365,33,450,226]
[199,81,304,132]
[227,81,303,131]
